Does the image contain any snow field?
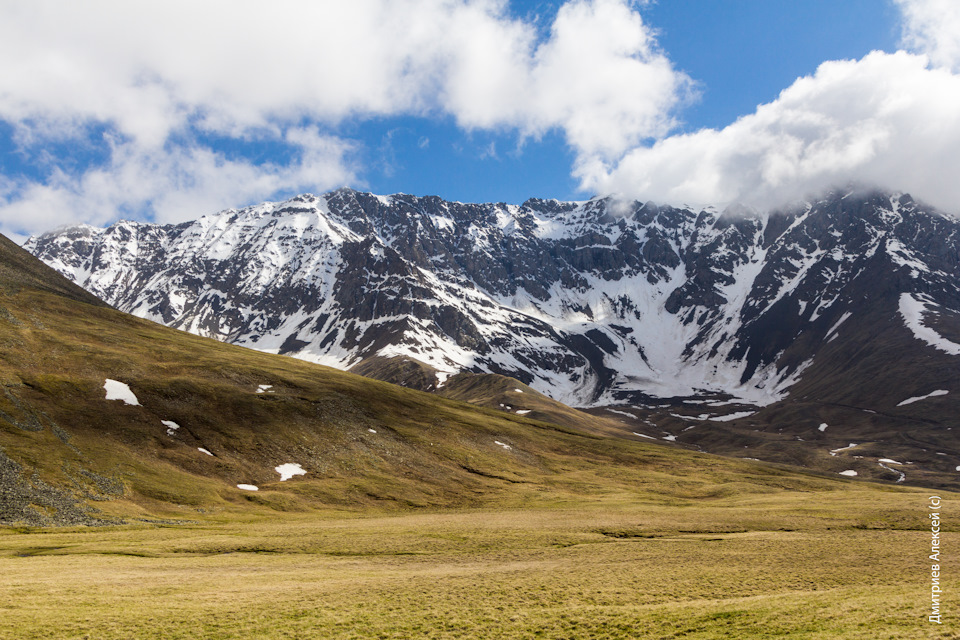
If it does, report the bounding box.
[707,411,755,422]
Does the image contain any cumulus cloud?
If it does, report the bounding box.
[0,0,687,238]
[895,0,960,71]
[578,0,960,213]
[580,50,960,213]
[442,0,690,158]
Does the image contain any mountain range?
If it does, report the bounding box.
[25,186,960,487]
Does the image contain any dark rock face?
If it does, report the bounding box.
[25,187,960,409]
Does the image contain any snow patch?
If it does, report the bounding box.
[818,423,828,432]
[825,312,852,340]
[494,440,512,450]
[632,432,655,439]
[707,411,755,422]
[256,384,274,394]
[830,443,859,456]
[368,428,377,433]
[237,484,259,491]
[104,379,140,406]
[513,388,524,393]
[899,294,960,355]
[275,463,306,481]
[838,470,858,477]
[662,434,677,442]
[515,409,531,415]
[897,389,949,406]
[198,448,214,456]
[161,420,180,436]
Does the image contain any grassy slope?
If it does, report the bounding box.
[436,371,637,438]
[349,354,444,392]
[347,356,639,439]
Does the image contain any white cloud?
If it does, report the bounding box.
[441,0,690,158]
[0,0,687,238]
[895,0,960,71]
[0,131,357,241]
[577,1,960,212]
[581,50,960,214]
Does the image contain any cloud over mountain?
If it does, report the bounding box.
[581,49,960,213]
[895,0,960,71]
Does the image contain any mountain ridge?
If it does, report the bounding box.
[26,186,960,407]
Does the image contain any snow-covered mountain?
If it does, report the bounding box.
[25,187,960,414]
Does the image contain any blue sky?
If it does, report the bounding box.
[0,0,958,241]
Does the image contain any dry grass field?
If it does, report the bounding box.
[2,488,957,639]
